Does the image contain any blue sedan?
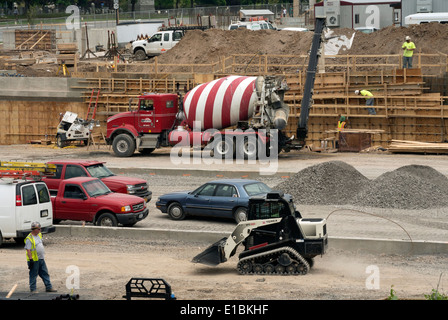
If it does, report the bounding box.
[156,179,278,223]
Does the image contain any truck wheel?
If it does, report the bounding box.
[134,49,147,61]
[112,133,136,157]
[56,135,66,148]
[236,136,259,160]
[212,136,234,159]
[233,207,248,223]
[167,202,186,220]
[96,213,118,227]
[0,231,3,247]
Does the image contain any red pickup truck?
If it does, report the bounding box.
[52,177,149,227]
[43,160,151,202]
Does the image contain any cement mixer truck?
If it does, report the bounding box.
[105,17,326,158]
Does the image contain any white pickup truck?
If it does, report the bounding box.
[132,26,210,61]
[132,30,184,60]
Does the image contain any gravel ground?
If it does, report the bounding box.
[1,144,448,303]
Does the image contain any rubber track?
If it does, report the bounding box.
[236,246,310,275]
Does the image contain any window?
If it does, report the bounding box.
[63,185,85,199]
[140,99,154,111]
[65,165,88,179]
[46,164,63,179]
[163,33,170,41]
[150,34,162,42]
[195,184,216,197]
[166,100,174,108]
[36,184,50,203]
[173,32,183,41]
[243,182,271,196]
[355,14,360,24]
[249,201,288,220]
[22,185,37,206]
[215,185,238,197]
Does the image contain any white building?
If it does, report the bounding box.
[314,0,401,29]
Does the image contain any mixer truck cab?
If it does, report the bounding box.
[106,93,179,157]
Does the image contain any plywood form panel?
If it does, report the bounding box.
[0,100,85,145]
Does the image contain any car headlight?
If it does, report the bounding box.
[126,185,135,194]
[121,205,131,212]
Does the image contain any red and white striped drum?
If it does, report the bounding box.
[183,75,258,130]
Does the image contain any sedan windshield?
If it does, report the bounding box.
[82,179,112,197]
[243,182,272,196]
[86,164,115,178]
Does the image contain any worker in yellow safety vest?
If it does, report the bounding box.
[355,90,376,115]
[337,116,347,131]
[24,222,56,293]
[402,36,416,69]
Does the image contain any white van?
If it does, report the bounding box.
[405,12,448,25]
[0,179,55,246]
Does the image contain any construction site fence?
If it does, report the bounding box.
[73,52,448,79]
[0,3,307,34]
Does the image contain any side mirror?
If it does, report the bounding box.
[128,98,133,111]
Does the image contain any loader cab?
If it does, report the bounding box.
[248,192,298,220]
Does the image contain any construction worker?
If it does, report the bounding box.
[355,90,376,115]
[402,36,416,69]
[337,116,347,131]
[24,222,56,293]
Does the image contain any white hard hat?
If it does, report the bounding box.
[31,221,41,230]
[405,36,411,40]
[355,90,360,95]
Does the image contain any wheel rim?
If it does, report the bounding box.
[215,140,231,156]
[170,205,183,219]
[243,140,257,157]
[100,217,114,227]
[116,140,129,154]
[235,209,247,222]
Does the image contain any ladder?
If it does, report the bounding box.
[0,161,57,179]
[85,89,100,121]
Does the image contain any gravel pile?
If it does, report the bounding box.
[274,161,369,205]
[350,164,448,209]
[275,161,448,209]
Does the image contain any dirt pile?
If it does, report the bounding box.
[156,28,314,65]
[275,161,448,209]
[157,23,448,66]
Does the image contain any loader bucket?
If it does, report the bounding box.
[192,237,227,266]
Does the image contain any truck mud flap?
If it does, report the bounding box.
[192,237,227,266]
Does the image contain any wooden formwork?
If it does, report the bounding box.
[0,100,85,145]
[15,29,56,51]
[71,67,448,149]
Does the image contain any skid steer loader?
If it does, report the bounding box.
[192,192,328,275]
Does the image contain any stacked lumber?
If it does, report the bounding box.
[388,140,448,154]
[57,43,77,66]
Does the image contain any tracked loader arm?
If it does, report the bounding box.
[192,218,282,266]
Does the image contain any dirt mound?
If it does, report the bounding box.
[274,161,369,205]
[157,28,314,65]
[157,23,448,66]
[275,162,448,209]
